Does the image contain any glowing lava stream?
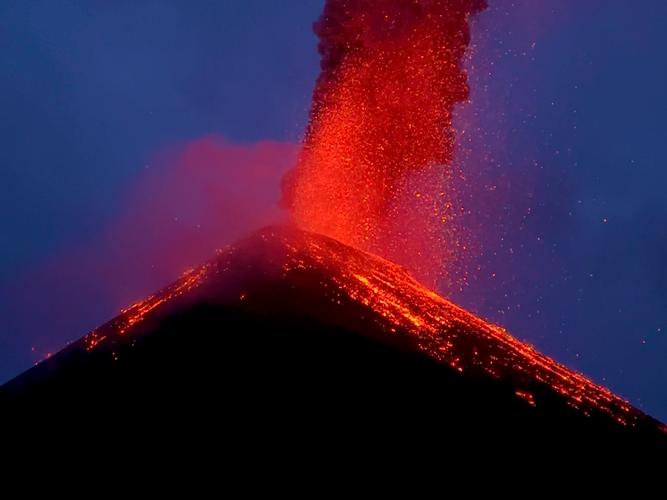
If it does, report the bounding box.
[83,227,641,427]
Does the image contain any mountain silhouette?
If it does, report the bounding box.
[3,226,665,456]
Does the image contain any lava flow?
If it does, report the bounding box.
[282,0,487,283]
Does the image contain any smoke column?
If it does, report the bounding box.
[282,0,487,284]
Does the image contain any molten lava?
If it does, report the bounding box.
[282,0,487,282]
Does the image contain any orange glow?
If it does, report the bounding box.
[515,389,536,407]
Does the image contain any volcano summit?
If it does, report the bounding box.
[3,226,665,454]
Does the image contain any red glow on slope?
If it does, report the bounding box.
[283,0,486,282]
[85,265,211,351]
[80,227,642,427]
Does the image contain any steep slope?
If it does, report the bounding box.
[2,226,665,453]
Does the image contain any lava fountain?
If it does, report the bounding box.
[282,0,487,284]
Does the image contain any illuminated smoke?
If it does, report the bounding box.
[282,0,487,284]
[3,137,297,368]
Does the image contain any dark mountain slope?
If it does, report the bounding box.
[3,226,665,455]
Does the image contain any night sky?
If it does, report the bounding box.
[2,1,666,420]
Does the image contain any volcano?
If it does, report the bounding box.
[2,226,665,453]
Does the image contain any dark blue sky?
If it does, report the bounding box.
[1,1,666,420]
